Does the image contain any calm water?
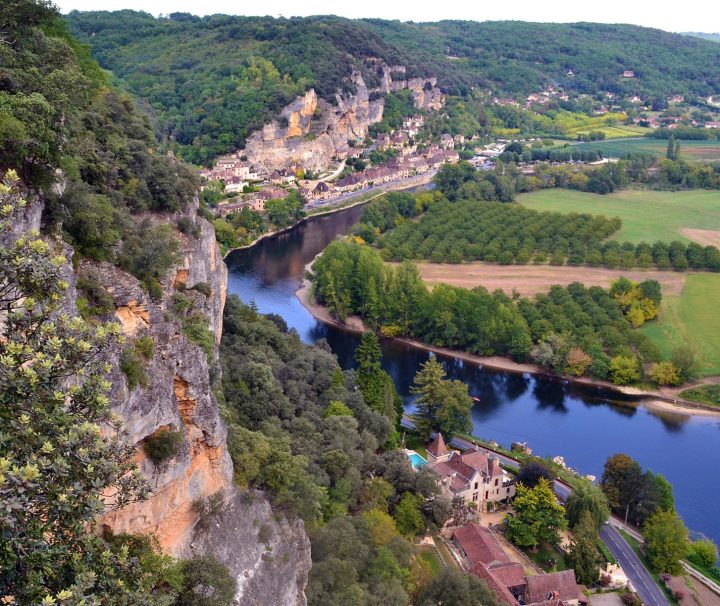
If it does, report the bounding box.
[225,205,720,545]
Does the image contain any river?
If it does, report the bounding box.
[225,204,720,546]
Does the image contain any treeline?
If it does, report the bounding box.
[310,240,676,385]
[375,196,720,271]
[219,297,496,605]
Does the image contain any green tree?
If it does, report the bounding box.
[601,453,642,521]
[393,492,425,537]
[411,359,472,440]
[506,478,568,549]
[417,569,499,606]
[176,556,237,606]
[362,509,399,547]
[565,482,610,530]
[0,173,153,603]
[688,539,718,569]
[643,510,689,574]
[608,355,641,385]
[355,331,399,421]
[566,511,603,585]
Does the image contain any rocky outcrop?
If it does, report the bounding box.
[243,63,443,173]
[186,489,312,606]
[75,204,309,604]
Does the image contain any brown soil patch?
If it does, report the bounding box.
[680,228,720,248]
[394,262,687,297]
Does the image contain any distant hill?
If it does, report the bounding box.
[66,11,720,164]
[683,32,720,43]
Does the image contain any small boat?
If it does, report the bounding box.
[472,396,482,403]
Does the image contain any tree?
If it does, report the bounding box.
[411,359,472,440]
[506,478,568,549]
[601,454,642,521]
[566,511,603,585]
[355,331,399,421]
[362,509,399,547]
[643,510,689,574]
[565,482,610,529]
[0,172,154,603]
[688,539,718,569]
[649,361,681,386]
[393,492,425,537]
[517,460,555,488]
[608,355,641,385]
[671,345,700,382]
[417,569,499,606]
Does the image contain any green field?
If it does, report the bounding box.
[640,274,720,377]
[570,124,648,139]
[572,137,720,161]
[518,189,720,243]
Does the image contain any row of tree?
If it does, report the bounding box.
[310,239,680,385]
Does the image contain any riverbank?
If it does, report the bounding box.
[222,171,435,260]
[296,279,720,418]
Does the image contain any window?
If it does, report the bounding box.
[474,481,478,489]
[485,491,489,500]
[472,492,478,502]
[495,478,499,486]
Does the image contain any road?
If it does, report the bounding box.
[600,524,670,606]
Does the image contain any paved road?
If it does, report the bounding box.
[600,524,670,606]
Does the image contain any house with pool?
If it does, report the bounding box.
[423,434,517,511]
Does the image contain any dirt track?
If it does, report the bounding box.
[394,262,688,297]
[680,227,720,248]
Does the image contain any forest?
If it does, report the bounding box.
[65,11,720,163]
[219,296,496,605]
[310,238,697,386]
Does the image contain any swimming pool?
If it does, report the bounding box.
[407,451,427,469]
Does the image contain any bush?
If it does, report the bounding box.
[688,538,719,568]
[143,429,184,465]
[120,346,147,389]
[134,336,156,360]
[609,355,641,385]
[191,282,212,297]
[182,312,215,362]
[76,274,115,318]
[177,555,236,606]
[649,361,681,386]
[257,523,273,544]
[178,216,201,238]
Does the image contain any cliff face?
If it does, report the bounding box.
[41,200,311,604]
[244,63,444,172]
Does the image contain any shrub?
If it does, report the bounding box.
[649,361,681,386]
[193,490,225,530]
[177,555,236,606]
[257,523,273,544]
[134,336,156,360]
[172,291,195,314]
[688,538,719,568]
[182,312,215,362]
[609,355,641,385]
[178,216,201,238]
[565,348,592,377]
[76,274,115,317]
[191,282,212,297]
[143,429,184,465]
[120,346,147,389]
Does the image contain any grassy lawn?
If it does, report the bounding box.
[416,546,443,577]
[640,274,720,377]
[518,189,720,244]
[433,536,461,571]
[571,124,648,139]
[679,384,720,406]
[521,542,568,573]
[573,138,720,161]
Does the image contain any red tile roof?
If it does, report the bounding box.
[427,433,449,457]
[489,562,527,589]
[470,562,518,606]
[525,570,579,604]
[453,523,510,567]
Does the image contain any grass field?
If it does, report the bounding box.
[640,274,720,377]
[518,189,720,244]
[572,137,720,161]
[570,124,648,139]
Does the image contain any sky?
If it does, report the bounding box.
[55,0,720,34]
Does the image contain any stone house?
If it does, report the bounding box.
[426,434,516,511]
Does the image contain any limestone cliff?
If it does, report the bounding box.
[243,63,444,173]
[23,193,312,604]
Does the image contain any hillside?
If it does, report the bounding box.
[66,11,720,164]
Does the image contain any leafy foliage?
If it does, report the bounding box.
[643,510,689,574]
[143,430,185,465]
[506,478,568,549]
